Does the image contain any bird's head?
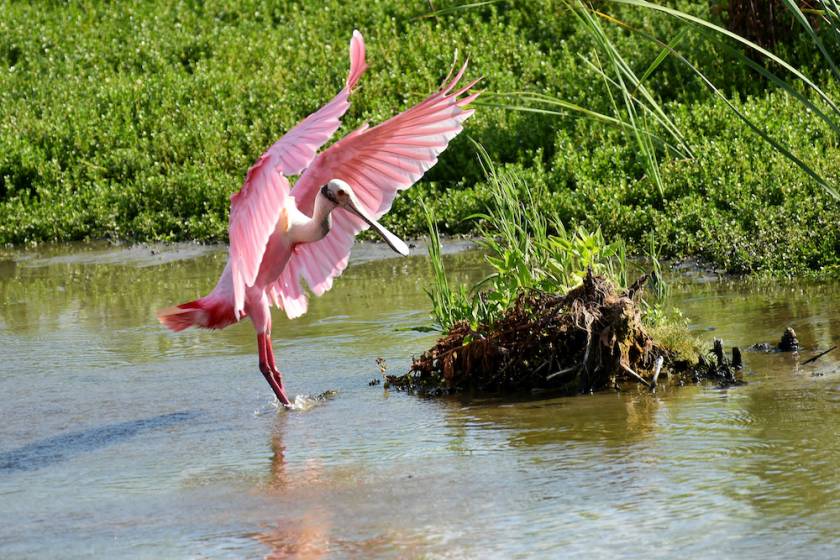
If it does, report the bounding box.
[320,179,409,256]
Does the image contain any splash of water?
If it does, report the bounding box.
[254,390,339,415]
[287,390,339,411]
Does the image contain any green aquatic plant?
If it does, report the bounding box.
[425,147,629,332]
[647,311,703,366]
[422,199,474,333]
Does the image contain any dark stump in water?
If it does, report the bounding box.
[387,271,742,395]
[779,327,799,352]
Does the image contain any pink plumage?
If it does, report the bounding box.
[157,31,479,406]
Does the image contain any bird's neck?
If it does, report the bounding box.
[295,193,335,244]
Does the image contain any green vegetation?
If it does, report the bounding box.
[425,146,691,336]
[1,1,838,274]
[404,154,705,394]
[426,146,629,332]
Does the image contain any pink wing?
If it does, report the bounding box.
[270,62,480,318]
[227,31,367,317]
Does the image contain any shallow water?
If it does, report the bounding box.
[0,243,838,559]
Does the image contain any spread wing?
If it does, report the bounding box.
[227,31,367,317]
[269,62,480,318]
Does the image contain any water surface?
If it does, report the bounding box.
[0,243,838,558]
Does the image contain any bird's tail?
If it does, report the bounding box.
[157,295,240,332]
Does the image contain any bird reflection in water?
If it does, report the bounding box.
[254,416,332,559]
[252,416,427,558]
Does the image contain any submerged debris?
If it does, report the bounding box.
[370,357,387,385]
[693,338,745,385]
[779,327,800,352]
[387,271,742,395]
[802,346,837,365]
[748,326,800,352]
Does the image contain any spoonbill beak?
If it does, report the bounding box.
[348,202,410,256]
[330,185,410,256]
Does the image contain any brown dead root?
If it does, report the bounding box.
[387,270,742,396]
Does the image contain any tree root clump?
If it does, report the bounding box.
[387,270,740,395]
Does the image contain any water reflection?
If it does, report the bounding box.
[729,379,840,522]
[254,414,438,559]
[255,416,332,559]
[670,274,839,352]
[441,390,669,449]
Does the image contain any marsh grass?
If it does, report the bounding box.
[459,0,838,274]
[422,199,472,333]
[487,0,840,202]
[426,146,629,332]
[486,0,694,203]
[610,0,840,200]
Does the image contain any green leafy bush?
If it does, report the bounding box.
[0,1,837,274]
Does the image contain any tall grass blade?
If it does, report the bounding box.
[479,94,684,155]
[422,199,454,331]
[575,57,688,158]
[600,6,840,201]
[636,27,689,91]
[578,4,667,198]
[608,0,840,119]
[587,8,694,158]
[728,45,840,137]
[781,0,840,83]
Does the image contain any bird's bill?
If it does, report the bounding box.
[344,196,409,256]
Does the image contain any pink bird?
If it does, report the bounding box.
[157,31,478,406]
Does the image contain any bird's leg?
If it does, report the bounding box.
[258,332,291,406]
[264,334,286,391]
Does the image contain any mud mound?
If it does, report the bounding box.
[387,270,738,395]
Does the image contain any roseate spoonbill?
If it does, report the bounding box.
[157,31,478,406]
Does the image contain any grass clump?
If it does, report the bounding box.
[425,147,629,333]
[388,154,714,396]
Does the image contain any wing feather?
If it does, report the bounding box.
[229,161,290,317]
[226,31,367,316]
[260,30,367,176]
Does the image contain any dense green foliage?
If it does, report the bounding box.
[1,1,838,273]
